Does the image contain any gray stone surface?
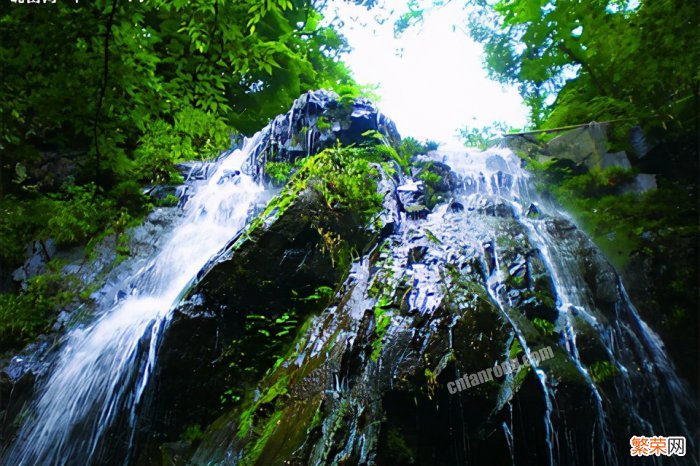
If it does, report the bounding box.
[634,173,657,193]
[545,124,609,168]
[600,151,632,169]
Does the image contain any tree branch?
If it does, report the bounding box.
[93,0,119,181]
[558,42,608,97]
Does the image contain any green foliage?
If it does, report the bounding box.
[355,133,434,177]
[364,239,397,361]
[155,193,180,207]
[398,137,426,158]
[371,294,393,362]
[424,367,439,399]
[0,261,79,352]
[134,106,230,184]
[236,374,289,439]
[247,143,390,243]
[301,145,385,222]
[180,424,205,444]
[418,170,442,186]
[221,310,299,405]
[45,184,117,246]
[508,338,524,360]
[240,409,285,466]
[0,0,362,244]
[417,161,451,209]
[557,166,637,198]
[0,0,363,352]
[335,82,380,108]
[424,229,441,245]
[264,161,294,185]
[0,0,357,249]
[588,360,619,384]
[466,0,699,134]
[527,157,697,267]
[368,142,405,174]
[459,121,515,149]
[0,184,136,270]
[398,136,438,163]
[424,140,440,151]
[526,160,637,198]
[299,286,334,303]
[316,116,332,132]
[531,317,555,336]
[0,196,46,267]
[316,226,344,268]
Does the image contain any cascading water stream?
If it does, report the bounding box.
[431,147,696,465]
[457,148,617,464]
[4,133,271,466]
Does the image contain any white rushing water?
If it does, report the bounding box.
[430,147,695,465]
[5,133,270,466]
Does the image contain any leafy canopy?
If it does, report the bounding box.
[0,0,367,352]
[0,0,361,268]
[467,0,699,132]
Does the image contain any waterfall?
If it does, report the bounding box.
[3,115,695,465]
[242,144,694,466]
[3,133,271,466]
[431,147,696,464]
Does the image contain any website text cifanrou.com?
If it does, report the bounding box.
[447,345,554,394]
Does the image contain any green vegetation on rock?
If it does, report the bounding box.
[0,261,79,352]
[248,143,389,243]
[200,140,401,464]
[531,317,555,336]
[264,161,295,185]
[525,155,698,269]
[588,360,619,384]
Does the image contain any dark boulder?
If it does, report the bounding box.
[248,90,401,182]
[417,161,460,193]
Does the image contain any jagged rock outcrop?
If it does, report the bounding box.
[246,90,401,181]
[126,92,406,464]
[152,149,695,465]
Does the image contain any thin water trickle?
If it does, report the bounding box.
[4,133,271,466]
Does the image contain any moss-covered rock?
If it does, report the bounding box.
[129,144,401,463]
[174,173,622,466]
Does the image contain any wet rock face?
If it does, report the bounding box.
[132,193,356,456]
[181,190,560,464]
[130,158,400,463]
[175,147,697,466]
[396,161,461,215]
[11,240,56,288]
[0,369,35,445]
[10,94,689,465]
